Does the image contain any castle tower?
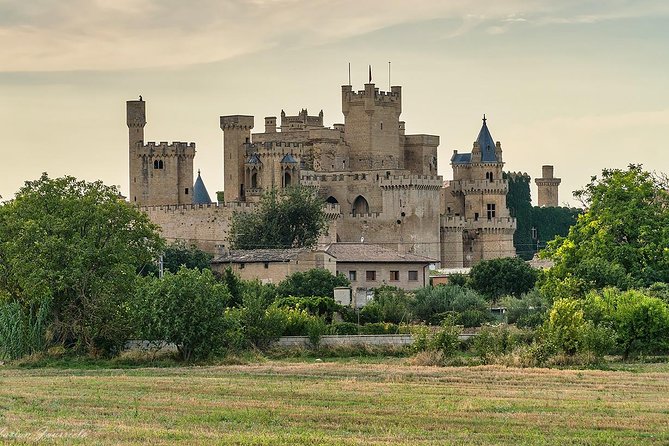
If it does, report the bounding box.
[127,98,146,204]
[443,116,516,267]
[535,165,561,207]
[341,82,402,170]
[127,97,195,206]
[220,115,254,202]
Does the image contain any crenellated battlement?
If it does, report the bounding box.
[138,141,196,157]
[220,115,254,130]
[341,83,402,112]
[379,174,443,190]
[347,212,382,219]
[244,141,304,154]
[448,179,508,195]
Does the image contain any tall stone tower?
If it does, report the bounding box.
[127,99,146,205]
[442,117,516,267]
[341,82,402,170]
[220,115,254,202]
[535,165,561,207]
[127,97,195,206]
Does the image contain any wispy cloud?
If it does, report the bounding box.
[0,0,667,72]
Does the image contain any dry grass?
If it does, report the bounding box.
[1,361,668,445]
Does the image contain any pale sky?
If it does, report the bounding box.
[2,0,669,206]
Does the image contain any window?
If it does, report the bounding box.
[487,203,496,220]
[366,270,376,281]
[153,160,164,169]
[264,262,269,269]
[349,270,357,281]
[408,270,418,281]
[185,188,189,195]
[239,263,245,269]
[390,271,399,281]
[485,171,493,181]
[474,212,479,221]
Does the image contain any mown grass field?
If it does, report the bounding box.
[1,360,668,445]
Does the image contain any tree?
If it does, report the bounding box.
[504,172,534,260]
[0,174,163,355]
[133,268,238,361]
[276,268,349,298]
[583,289,669,358]
[544,165,669,289]
[504,172,581,260]
[162,241,212,273]
[468,257,538,301]
[229,186,327,249]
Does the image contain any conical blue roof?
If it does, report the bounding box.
[192,170,212,204]
[280,153,298,164]
[477,116,498,163]
[246,153,261,164]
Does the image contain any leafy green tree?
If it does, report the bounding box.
[468,257,538,301]
[504,172,580,260]
[584,289,669,358]
[544,165,669,289]
[229,186,328,249]
[505,172,534,260]
[501,290,551,328]
[0,174,163,355]
[133,268,238,361]
[412,285,490,325]
[277,268,349,298]
[367,286,415,324]
[163,241,212,273]
[274,295,341,322]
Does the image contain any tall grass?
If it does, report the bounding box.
[0,297,50,360]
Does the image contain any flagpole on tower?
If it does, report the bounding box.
[348,62,351,85]
[368,65,372,83]
[388,61,391,90]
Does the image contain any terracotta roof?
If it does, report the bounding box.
[325,243,436,263]
[213,248,310,263]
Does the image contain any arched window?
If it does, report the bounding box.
[251,172,258,188]
[283,172,292,187]
[485,171,493,181]
[352,195,369,216]
[153,160,159,169]
[326,196,339,204]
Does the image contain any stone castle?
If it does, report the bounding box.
[128,79,560,267]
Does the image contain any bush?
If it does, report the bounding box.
[274,295,342,322]
[281,308,315,336]
[276,268,349,298]
[358,303,382,324]
[307,317,327,348]
[457,309,493,328]
[542,298,586,356]
[0,296,50,360]
[412,285,490,326]
[359,322,399,335]
[501,290,551,328]
[585,289,669,358]
[240,296,287,350]
[329,322,359,335]
[370,286,415,324]
[133,268,235,361]
[410,325,431,353]
[472,325,534,364]
[429,318,462,357]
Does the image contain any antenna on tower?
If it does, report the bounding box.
[388,61,391,90]
[348,62,351,85]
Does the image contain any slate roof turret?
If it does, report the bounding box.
[192,170,212,204]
